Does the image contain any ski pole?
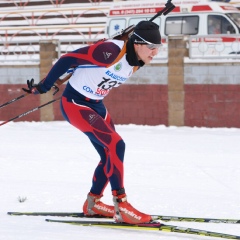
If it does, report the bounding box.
[0,97,61,127]
[0,93,29,109]
[0,72,72,109]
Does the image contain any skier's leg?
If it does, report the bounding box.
[61,97,151,222]
[61,97,125,189]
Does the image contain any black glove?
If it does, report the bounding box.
[22,79,45,94]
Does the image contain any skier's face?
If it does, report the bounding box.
[134,44,159,64]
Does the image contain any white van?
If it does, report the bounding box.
[106,0,240,60]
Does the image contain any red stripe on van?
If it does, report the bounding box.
[221,37,237,42]
[191,5,212,11]
[173,6,180,12]
[109,8,161,16]
[191,37,237,43]
[220,5,239,11]
[109,6,180,16]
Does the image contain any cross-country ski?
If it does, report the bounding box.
[7,211,240,224]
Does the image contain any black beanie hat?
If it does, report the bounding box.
[131,21,161,45]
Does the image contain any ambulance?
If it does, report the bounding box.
[106,0,240,60]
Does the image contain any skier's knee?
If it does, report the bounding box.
[116,139,125,161]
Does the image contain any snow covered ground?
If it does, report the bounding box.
[0,121,240,240]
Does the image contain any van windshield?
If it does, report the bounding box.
[228,13,240,28]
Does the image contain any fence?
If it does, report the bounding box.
[1,35,240,63]
[0,3,110,62]
[189,34,240,59]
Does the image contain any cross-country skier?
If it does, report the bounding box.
[23,21,161,224]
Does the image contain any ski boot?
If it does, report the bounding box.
[83,192,114,217]
[112,188,152,224]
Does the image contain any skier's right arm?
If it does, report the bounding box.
[22,53,80,94]
[23,41,121,94]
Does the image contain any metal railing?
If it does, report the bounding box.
[0,37,170,63]
[189,35,240,59]
[1,35,240,63]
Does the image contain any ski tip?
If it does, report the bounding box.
[45,219,57,222]
[7,211,32,216]
[7,212,17,215]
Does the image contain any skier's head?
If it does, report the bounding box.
[131,21,161,46]
[131,21,161,64]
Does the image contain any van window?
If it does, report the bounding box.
[165,16,199,35]
[108,18,127,38]
[208,15,236,34]
[227,13,240,29]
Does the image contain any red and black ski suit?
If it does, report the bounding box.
[39,39,140,195]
